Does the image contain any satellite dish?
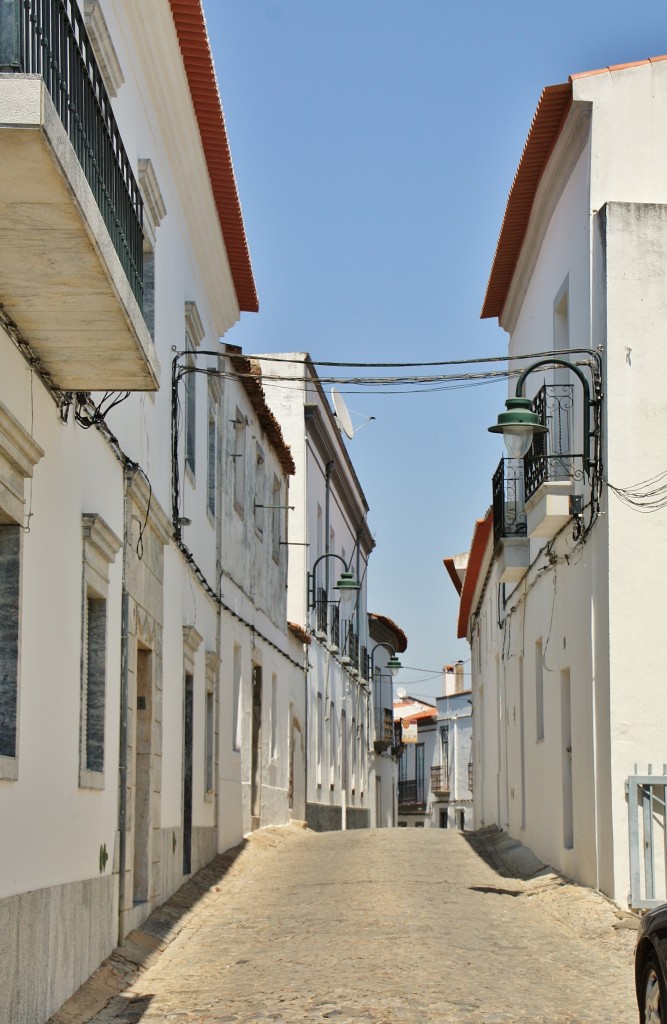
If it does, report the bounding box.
[331,387,354,440]
[396,687,407,699]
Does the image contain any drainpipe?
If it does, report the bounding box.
[117,471,131,946]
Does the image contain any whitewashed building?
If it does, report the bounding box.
[259,355,376,830]
[456,54,667,906]
[395,666,473,828]
[368,612,407,828]
[0,3,305,1022]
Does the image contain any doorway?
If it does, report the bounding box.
[183,672,193,874]
[251,666,262,828]
[133,645,152,903]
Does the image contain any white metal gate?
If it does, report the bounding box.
[627,770,667,909]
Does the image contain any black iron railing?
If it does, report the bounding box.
[359,645,369,680]
[330,603,340,649]
[431,765,450,795]
[346,626,359,666]
[315,586,327,634]
[524,384,580,499]
[373,707,393,750]
[492,457,527,548]
[398,778,425,808]
[0,0,143,307]
[468,761,473,793]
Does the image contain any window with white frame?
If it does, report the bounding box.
[232,643,242,752]
[232,410,246,516]
[80,514,121,789]
[270,672,278,760]
[207,375,222,520]
[254,443,265,538]
[205,651,219,799]
[271,474,282,563]
[0,402,43,782]
[183,302,205,479]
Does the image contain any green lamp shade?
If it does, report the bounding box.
[488,396,548,460]
[387,654,402,677]
[333,570,361,605]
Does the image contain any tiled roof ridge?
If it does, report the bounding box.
[481,53,667,322]
[169,0,258,313]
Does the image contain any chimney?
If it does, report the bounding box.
[454,661,464,694]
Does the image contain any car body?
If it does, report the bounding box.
[636,904,667,1022]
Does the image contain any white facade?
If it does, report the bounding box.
[259,355,378,831]
[458,56,667,905]
[396,670,473,829]
[0,3,305,1022]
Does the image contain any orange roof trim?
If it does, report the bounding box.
[368,613,408,653]
[457,510,493,639]
[482,54,667,323]
[169,0,258,313]
[481,83,572,320]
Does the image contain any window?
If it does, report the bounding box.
[416,743,425,803]
[272,474,282,563]
[0,525,21,767]
[329,700,336,789]
[232,643,242,752]
[270,673,278,759]
[205,651,220,799]
[207,378,222,519]
[254,443,265,538]
[441,724,450,784]
[0,402,43,782]
[398,748,407,783]
[233,410,246,515]
[316,693,323,786]
[137,158,166,339]
[80,514,121,789]
[183,302,205,478]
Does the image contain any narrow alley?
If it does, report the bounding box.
[51,826,638,1024]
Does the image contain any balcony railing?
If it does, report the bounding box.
[0,0,143,307]
[468,761,473,793]
[373,707,393,751]
[492,457,527,548]
[398,778,425,808]
[524,384,580,500]
[430,765,450,796]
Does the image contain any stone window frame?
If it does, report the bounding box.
[0,402,43,782]
[137,158,166,346]
[79,514,121,790]
[207,374,223,523]
[204,650,220,801]
[232,408,246,518]
[83,0,125,98]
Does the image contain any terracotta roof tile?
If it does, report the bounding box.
[169,0,258,313]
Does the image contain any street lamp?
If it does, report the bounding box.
[307,553,361,610]
[370,642,402,678]
[488,356,598,475]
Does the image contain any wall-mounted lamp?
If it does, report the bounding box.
[307,553,360,609]
[488,355,600,476]
[370,641,402,678]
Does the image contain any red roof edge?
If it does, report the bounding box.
[481,82,572,321]
[368,613,408,653]
[457,510,493,640]
[169,0,258,313]
[443,556,463,596]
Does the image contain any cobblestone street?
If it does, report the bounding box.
[52,825,639,1024]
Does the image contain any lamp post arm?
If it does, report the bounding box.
[308,552,354,610]
[514,357,593,473]
[370,641,396,674]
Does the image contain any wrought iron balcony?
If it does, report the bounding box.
[430,765,450,796]
[398,778,426,809]
[373,707,393,752]
[492,457,527,548]
[0,0,158,390]
[468,761,474,793]
[524,384,579,500]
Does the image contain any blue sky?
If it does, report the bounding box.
[204,1,667,699]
